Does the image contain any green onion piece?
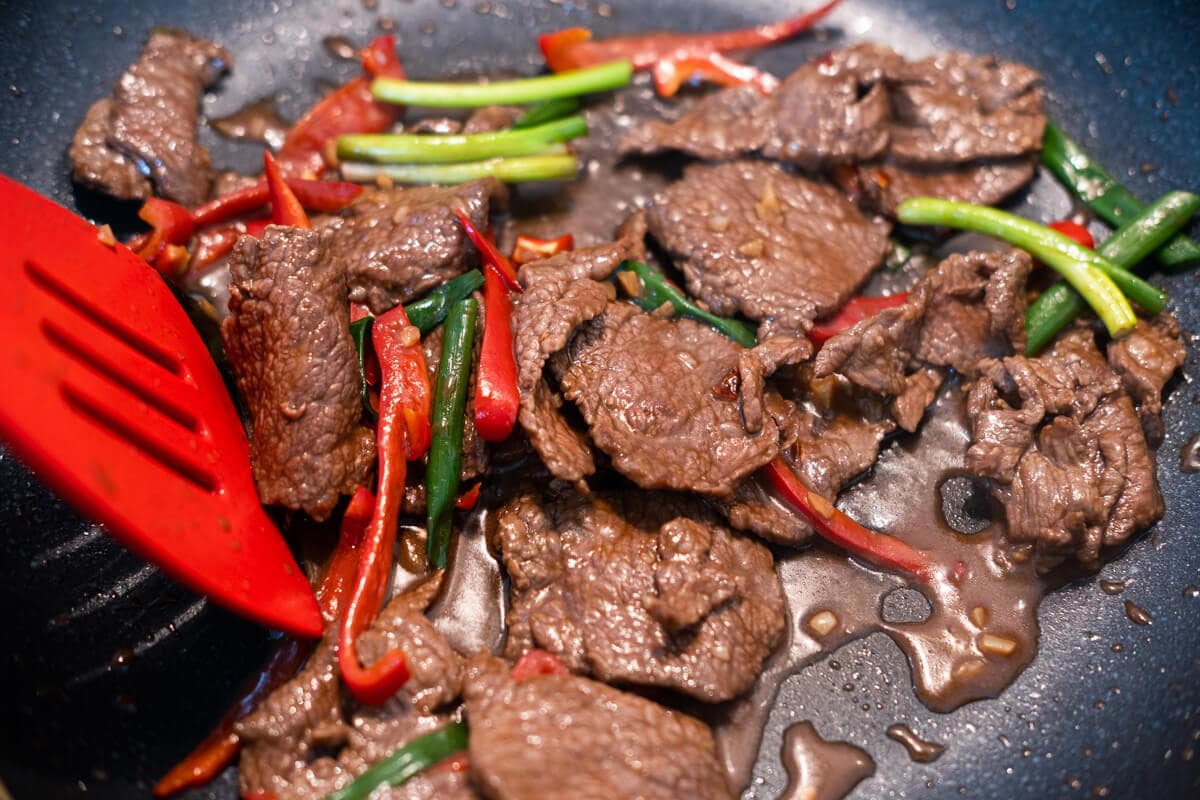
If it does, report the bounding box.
[1042,122,1200,269]
[512,97,581,129]
[617,261,758,348]
[341,151,577,185]
[1024,190,1199,353]
[324,722,467,800]
[897,197,1139,339]
[348,316,377,423]
[337,115,587,164]
[404,270,485,335]
[372,59,633,108]
[426,297,477,569]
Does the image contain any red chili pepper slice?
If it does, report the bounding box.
[277,35,406,178]
[473,264,520,442]
[511,233,574,265]
[808,293,909,346]
[190,178,363,229]
[455,482,482,510]
[1048,220,1095,250]
[539,0,842,72]
[135,197,195,273]
[152,490,372,797]
[339,306,431,706]
[762,457,932,581]
[189,226,242,273]
[511,649,569,681]
[455,209,521,292]
[264,151,311,228]
[652,51,779,97]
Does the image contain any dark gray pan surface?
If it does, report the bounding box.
[0,0,1197,797]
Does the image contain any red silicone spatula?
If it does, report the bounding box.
[0,174,322,638]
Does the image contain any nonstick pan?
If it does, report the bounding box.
[1,1,1198,797]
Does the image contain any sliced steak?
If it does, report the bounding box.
[463,105,523,134]
[463,654,732,800]
[618,85,772,160]
[560,302,779,495]
[646,160,890,333]
[762,43,902,169]
[1106,313,1187,444]
[72,30,229,204]
[69,99,152,201]
[237,582,469,800]
[852,156,1039,218]
[325,180,502,315]
[221,226,374,521]
[510,237,644,483]
[966,326,1172,570]
[498,489,784,702]
[888,51,1045,165]
[815,250,1032,397]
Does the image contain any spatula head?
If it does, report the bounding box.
[0,174,322,638]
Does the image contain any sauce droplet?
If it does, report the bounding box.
[1184,585,1199,599]
[1123,599,1152,626]
[1099,579,1126,595]
[886,723,946,763]
[1181,434,1200,473]
[110,647,137,670]
[779,721,875,800]
[322,34,358,61]
[210,98,289,149]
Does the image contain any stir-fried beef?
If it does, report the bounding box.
[966,326,1172,570]
[222,226,374,521]
[619,84,772,160]
[509,237,644,483]
[1106,314,1187,444]
[238,581,469,800]
[463,654,732,800]
[498,489,785,702]
[463,105,523,134]
[721,402,893,544]
[851,157,1040,218]
[815,249,1031,401]
[324,180,502,315]
[560,302,779,494]
[646,161,890,333]
[71,30,230,205]
[761,43,902,169]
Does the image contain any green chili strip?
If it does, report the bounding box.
[1042,122,1200,269]
[324,722,467,800]
[897,197,1139,339]
[512,97,581,129]
[617,261,758,348]
[426,297,478,569]
[341,151,577,185]
[403,270,485,335]
[1025,190,1199,353]
[348,316,378,423]
[372,59,633,108]
[337,115,587,164]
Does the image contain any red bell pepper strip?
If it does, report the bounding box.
[152,490,373,797]
[455,482,482,510]
[1049,220,1095,249]
[454,208,521,292]
[473,264,520,442]
[277,35,406,178]
[511,649,569,681]
[190,178,362,229]
[762,457,933,582]
[808,293,909,346]
[189,225,242,273]
[264,151,311,228]
[135,197,194,267]
[539,0,842,72]
[652,50,779,97]
[339,306,431,705]
[511,233,574,265]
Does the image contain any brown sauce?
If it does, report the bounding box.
[1181,434,1200,473]
[886,723,945,763]
[1123,599,1152,626]
[778,722,875,800]
[1099,579,1126,595]
[209,98,289,149]
[322,34,358,61]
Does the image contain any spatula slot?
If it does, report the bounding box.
[24,259,186,377]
